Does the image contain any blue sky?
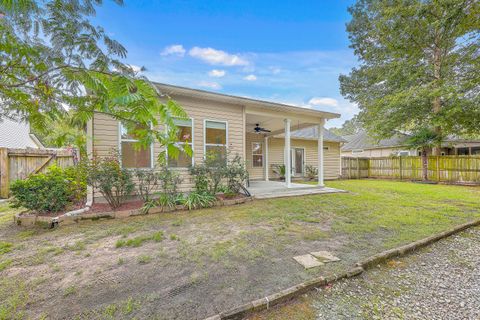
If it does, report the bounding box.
[94,0,359,128]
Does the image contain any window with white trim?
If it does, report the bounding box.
[168,118,193,167]
[119,122,152,168]
[352,149,364,154]
[205,120,227,161]
[252,142,263,167]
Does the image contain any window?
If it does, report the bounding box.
[352,149,364,154]
[119,122,152,168]
[168,118,193,167]
[252,142,263,167]
[398,151,410,157]
[205,120,227,161]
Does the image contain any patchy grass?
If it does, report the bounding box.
[0,277,29,320]
[63,285,76,297]
[0,180,479,319]
[137,254,152,264]
[0,241,12,255]
[115,231,164,248]
[0,258,13,272]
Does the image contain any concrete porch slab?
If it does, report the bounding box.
[247,180,345,199]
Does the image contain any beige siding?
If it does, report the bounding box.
[91,95,245,199]
[245,134,341,181]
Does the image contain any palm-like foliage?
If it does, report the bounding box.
[0,0,189,162]
[406,128,441,181]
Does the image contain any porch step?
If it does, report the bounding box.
[253,187,344,199]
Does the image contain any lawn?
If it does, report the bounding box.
[0,180,479,319]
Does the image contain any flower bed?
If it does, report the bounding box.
[14,194,253,228]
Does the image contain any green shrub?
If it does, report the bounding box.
[189,164,209,193]
[86,156,135,210]
[158,167,182,196]
[224,154,248,193]
[305,165,318,180]
[189,152,248,194]
[134,169,159,202]
[272,164,286,180]
[182,191,217,210]
[10,165,86,213]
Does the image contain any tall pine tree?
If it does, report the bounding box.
[340,0,479,154]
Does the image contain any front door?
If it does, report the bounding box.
[290,148,304,176]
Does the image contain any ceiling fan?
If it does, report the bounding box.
[254,123,271,133]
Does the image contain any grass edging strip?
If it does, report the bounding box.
[204,218,480,320]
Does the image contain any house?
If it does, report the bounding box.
[0,117,44,149]
[87,83,343,199]
[341,131,480,157]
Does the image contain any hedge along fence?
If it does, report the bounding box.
[0,147,76,198]
[342,156,480,184]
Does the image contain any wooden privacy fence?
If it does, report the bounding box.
[0,147,76,198]
[342,156,480,184]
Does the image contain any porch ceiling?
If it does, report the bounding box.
[246,113,317,136]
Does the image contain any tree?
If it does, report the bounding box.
[329,115,363,136]
[340,0,480,154]
[0,0,189,161]
[406,127,441,181]
[33,112,87,157]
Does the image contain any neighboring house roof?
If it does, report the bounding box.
[341,131,410,151]
[154,82,341,120]
[0,117,43,149]
[342,131,480,152]
[443,135,480,144]
[287,126,347,143]
[341,133,357,143]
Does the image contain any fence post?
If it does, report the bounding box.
[0,148,9,198]
[357,158,360,178]
[399,157,403,180]
[436,156,440,182]
[349,159,352,179]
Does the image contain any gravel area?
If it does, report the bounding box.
[311,226,480,320]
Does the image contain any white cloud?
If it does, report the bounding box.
[243,74,257,81]
[308,97,339,107]
[161,44,186,57]
[189,47,249,66]
[198,81,222,90]
[208,69,226,77]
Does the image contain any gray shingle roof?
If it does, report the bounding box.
[0,118,42,149]
[341,131,410,151]
[289,127,346,143]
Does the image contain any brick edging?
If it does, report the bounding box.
[204,218,480,320]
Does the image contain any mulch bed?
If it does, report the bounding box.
[216,193,247,201]
[89,200,144,214]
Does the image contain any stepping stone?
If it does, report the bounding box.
[293,254,324,269]
[310,251,341,263]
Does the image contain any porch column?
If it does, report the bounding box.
[317,121,325,187]
[264,136,269,181]
[284,118,292,188]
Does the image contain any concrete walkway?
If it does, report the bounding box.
[247,180,345,199]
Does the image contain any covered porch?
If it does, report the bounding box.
[244,103,340,188]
